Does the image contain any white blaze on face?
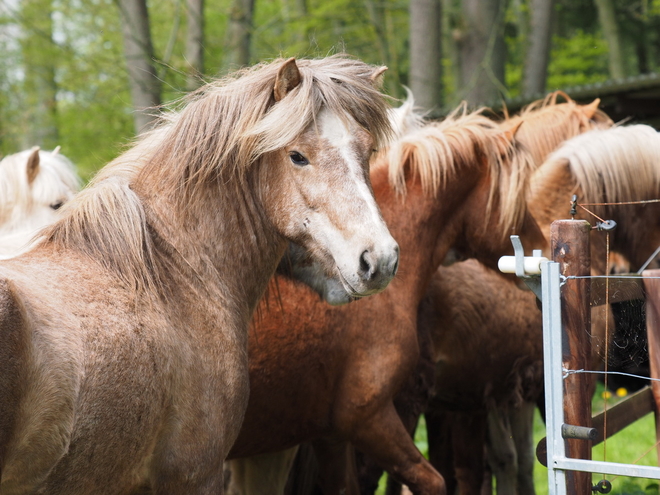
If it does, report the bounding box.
[306,108,397,295]
[317,108,384,232]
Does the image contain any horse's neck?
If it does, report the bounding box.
[371,166,475,305]
[529,160,577,246]
[135,176,286,326]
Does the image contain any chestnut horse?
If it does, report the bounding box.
[0,56,400,494]
[225,102,547,495]
[0,146,80,259]
[358,92,613,495]
[422,123,660,495]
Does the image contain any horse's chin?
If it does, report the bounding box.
[332,268,367,305]
[323,280,356,306]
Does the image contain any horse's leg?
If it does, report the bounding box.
[349,403,446,495]
[510,401,536,495]
[311,437,360,495]
[485,406,517,495]
[425,408,457,495]
[450,411,488,495]
[226,447,300,495]
[284,442,322,495]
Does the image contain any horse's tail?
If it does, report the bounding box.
[0,278,29,472]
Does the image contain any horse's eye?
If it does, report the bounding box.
[289,152,309,166]
[50,200,64,210]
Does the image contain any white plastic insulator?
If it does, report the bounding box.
[498,256,548,275]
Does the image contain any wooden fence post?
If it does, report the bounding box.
[551,219,592,495]
[642,270,660,461]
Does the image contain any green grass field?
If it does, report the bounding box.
[377,383,660,494]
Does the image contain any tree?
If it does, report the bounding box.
[225,0,255,68]
[594,0,625,78]
[115,0,161,134]
[523,0,555,97]
[186,0,205,91]
[456,0,507,106]
[20,0,59,149]
[409,0,443,112]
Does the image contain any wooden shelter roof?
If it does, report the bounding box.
[500,73,660,129]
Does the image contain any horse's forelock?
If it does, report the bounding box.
[132,56,391,206]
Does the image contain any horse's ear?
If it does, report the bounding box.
[583,98,601,119]
[26,147,40,184]
[369,66,388,86]
[52,145,61,155]
[503,120,524,143]
[274,58,302,102]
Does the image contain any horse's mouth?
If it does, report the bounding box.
[335,268,364,303]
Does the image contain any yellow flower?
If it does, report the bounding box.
[616,387,627,397]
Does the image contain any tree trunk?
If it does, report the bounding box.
[365,0,402,97]
[594,0,625,79]
[456,0,506,106]
[20,0,59,148]
[409,0,443,112]
[441,0,460,107]
[522,0,554,97]
[225,0,255,69]
[115,0,161,134]
[186,0,205,91]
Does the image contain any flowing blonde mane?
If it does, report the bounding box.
[377,104,536,238]
[504,91,613,166]
[42,56,393,293]
[539,125,660,218]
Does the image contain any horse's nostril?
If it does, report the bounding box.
[359,250,372,276]
[359,250,381,281]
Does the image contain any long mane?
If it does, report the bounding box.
[504,91,613,166]
[377,104,536,239]
[538,125,660,218]
[41,56,393,294]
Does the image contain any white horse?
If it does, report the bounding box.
[0,146,81,259]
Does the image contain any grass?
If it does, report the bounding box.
[534,383,660,495]
[377,383,660,494]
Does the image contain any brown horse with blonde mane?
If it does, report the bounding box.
[421,123,660,495]
[410,94,613,495]
[0,56,400,494]
[225,101,547,495]
[353,93,613,495]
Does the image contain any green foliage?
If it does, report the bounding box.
[1,0,660,178]
[535,383,660,495]
[546,30,610,89]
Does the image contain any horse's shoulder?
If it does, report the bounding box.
[0,276,27,337]
[0,277,30,460]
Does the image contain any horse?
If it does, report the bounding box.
[421,123,660,495]
[224,100,548,495]
[0,56,400,494]
[0,146,80,259]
